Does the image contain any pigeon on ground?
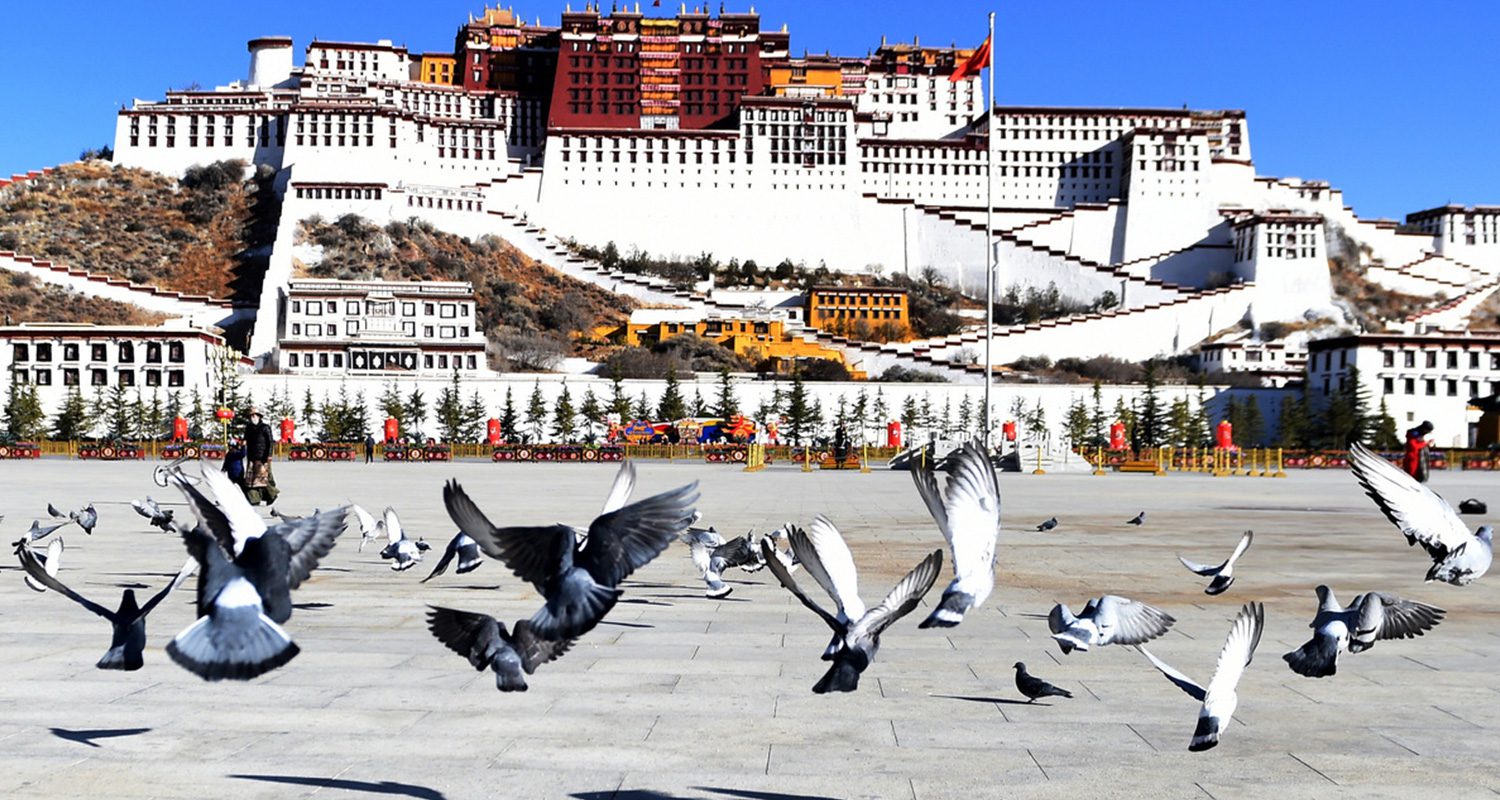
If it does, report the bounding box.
[18,545,195,671]
[1177,531,1254,595]
[426,606,575,692]
[1013,661,1073,702]
[421,532,483,583]
[1048,595,1175,654]
[680,524,794,598]
[378,507,429,571]
[166,465,346,624]
[25,519,69,543]
[762,518,942,693]
[1035,517,1058,533]
[131,497,175,532]
[1347,442,1492,585]
[911,441,1000,628]
[351,503,380,552]
[49,503,98,535]
[1283,586,1444,678]
[444,477,698,640]
[1138,602,1265,752]
[18,537,64,593]
[1128,512,1145,526]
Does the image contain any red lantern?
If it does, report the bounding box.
[384,417,400,444]
[279,418,296,444]
[214,407,234,421]
[886,420,902,449]
[171,416,189,442]
[486,418,502,445]
[1109,421,1126,451]
[1216,420,1234,450]
[1002,420,1017,442]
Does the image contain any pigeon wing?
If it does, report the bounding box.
[1176,554,1223,576]
[800,515,866,620]
[17,544,117,621]
[421,534,462,583]
[350,504,378,540]
[274,507,347,589]
[715,535,759,570]
[849,549,943,641]
[680,528,722,576]
[510,619,576,673]
[1348,442,1472,558]
[1204,602,1265,701]
[1225,530,1254,567]
[199,465,268,548]
[1358,592,1444,642]
[760,537,842,633]
[941,441,1001,585]
[426,605,501,670]
[166,469,239,554]
[1137,645,1206,702]
[1098,595,1176,645]
[47,502,65,519]
[910,453,949,535]
[383,507,404,546]
[599,460,636,515]
[577,481,699,587]
[442,480,570,588]
[136,555,199,620]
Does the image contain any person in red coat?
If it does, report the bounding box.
[1403,420,1434,483]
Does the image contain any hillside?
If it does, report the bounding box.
[0,272,167,325]
[0,160,275,302]
[295,215,634,358]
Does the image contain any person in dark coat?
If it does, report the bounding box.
[243,408,278,504]
[222,438,246,486]
[365,433,376,464]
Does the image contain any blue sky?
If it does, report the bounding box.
[1,1,1493,220]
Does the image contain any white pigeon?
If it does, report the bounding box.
[1347,441,1492,585]
[795,515,869,659]
[351,504,381,552]
[378,507,429,571]
[1138,602,1265,752]
[1048,595,1175,654]
[1283,586,1444,678]
[1177,531,1254,595]
[22,537,65,593]
[911,440,1000,628]
[680,524,796,598]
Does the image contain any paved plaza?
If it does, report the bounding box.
[0,457,1497,799]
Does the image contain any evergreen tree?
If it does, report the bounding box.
[1241,396,1266,447]
[1089,381,1106,447]
[1223,396,1242,447]
[1187,377,1210,447]
[657,369,688,421]
[101,384,131,440]
[1276,391,1310,449]
[127,389,148,441]
[1064,394,1090,448]
[165,390,184,438]
[900,394,919,433]
[404,387,428,439]
[714,369,740,420]
[634,391,652,421]
[608,363,632,421]
[300,387,319,433]
[1165,397,1193,447]
[691,387,708,417]
[1323,366,1370,448]
[757,382,785,426]
[552,382,577,442]
[2,379,45,441]
[1139,362,1162,447]
[1371,398,1400,450]
[52,386,92,440]
[920,394,934,433]
[464,391,487,443]
[499,387,518,442]
[785,375,812,445]
[349,390,370,440]
[1028,399,1048,442]
[525,381,548,443]
[872,387,888,425]
[189,388,208,440]
[852,389,870,443]
[1114,396,1137,450]
[578,388,603,442]
[958,394,974,437]
[378,382,405,426]
[435,373,466,443]
[810,397,825,442]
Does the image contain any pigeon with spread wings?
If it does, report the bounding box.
[1347,442,1491,585]
[1048,595,1175,654]
[911,441,1000,627]
[1138,602,1265,751]
[421,532,482,583]
[1283,586,1444,678]
[426,606,575,691]
[1177,531,1254,595]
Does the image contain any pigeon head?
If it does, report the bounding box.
[119,589,141,614]
[1012,661,1025,670]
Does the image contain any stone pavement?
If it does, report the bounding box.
[1,458,1497,799]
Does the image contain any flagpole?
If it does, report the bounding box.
[983,10,996,447]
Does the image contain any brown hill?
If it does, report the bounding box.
[0,272,167,326]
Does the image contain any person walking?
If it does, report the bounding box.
[1403,420,1434,483]
[365,433,376,464]
[243,407,278,505]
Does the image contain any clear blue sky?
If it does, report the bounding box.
[1,1,1493,220]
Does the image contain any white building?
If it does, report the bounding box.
[1195,336,1306,388]
[277,279,487,375]
[0,321,228,403]
[1305,332,1500,447]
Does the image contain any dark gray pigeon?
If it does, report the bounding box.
[1035,517,1058,533]
[50,503,98,535]
[762,518,943,693]
[131,497,175,532]
[1013,661,1073,702]
[421,532,483,583]
[443,477,698,640]
[1128,512,1145,526]
[680,524,793,598]
[1283,586,1444,678]
[18,544,194,671]
[427,606,574,691]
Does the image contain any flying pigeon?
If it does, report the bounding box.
[25,519,69,543]
[421,532,483,583]
[18,537,64,593]
[1035,517,1058,533]
[426,606,575,691]
[1347,442,1492,585]
[378,507,429,571]
[680,524,794,598]
[49,503,98,535]
[1013,661,1073,703]
[762,519,942,693]
[911,441,1000,628]
[1048,595,1175,654]
[600,460,637,515]
[18,544,195,671]
[1283,586,1444,678]
[351,503,380,552]
[1177,531,1254,595]
[1138,602,1265,752]
[444,477,698,640]
[131,497,175,532]
[1128,512,1145,526]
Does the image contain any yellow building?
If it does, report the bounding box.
[599,309,866,379]
[767,56,845,98]
[418,53,457,85]
[806,286,910,340]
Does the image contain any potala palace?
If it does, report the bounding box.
[4,3,1499,445]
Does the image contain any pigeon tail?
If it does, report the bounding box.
[1205,574,1234,596]
[167,608,300,682]
[528,575,621,641]
[820,630,846,661]
[1188,714,1221,752]
[811,656,863,694]
[492,662,531,692]
[96,644,144,672]
[1283,637,1338,678]
[918,591,972,628]
[1051,632,1089,654]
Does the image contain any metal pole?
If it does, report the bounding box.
[982,11,996,445]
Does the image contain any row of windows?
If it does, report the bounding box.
[1380,349,1500,370]
[407,195,481,211]
[1379,376,1492,398]
[816,308,903,321]
[286,351,479,371]
[291,299,472,318]
[294,186,383,200]
[11,341,186,363]
[289,321,472,339]
[11,367,186,388]
[812,293,904,307]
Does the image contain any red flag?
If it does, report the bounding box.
[950,35,991,82]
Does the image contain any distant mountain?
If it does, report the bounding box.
[0,272,166,326]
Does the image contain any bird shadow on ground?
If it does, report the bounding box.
[571,792,683,800]
[932,694,1044,707]
[642,593,741,601]
[1016,612,1050,620]
[113,582,150,589]
[50,727,151,747]
[572,789,840,800]
[312,566,354,573]
[292,602,333,611]
[230,774,445,799]
[434,584,501,591]
[598,620,654,629]
[699,788,842,800]
[618,598,673,606]
[619,581,677,589]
